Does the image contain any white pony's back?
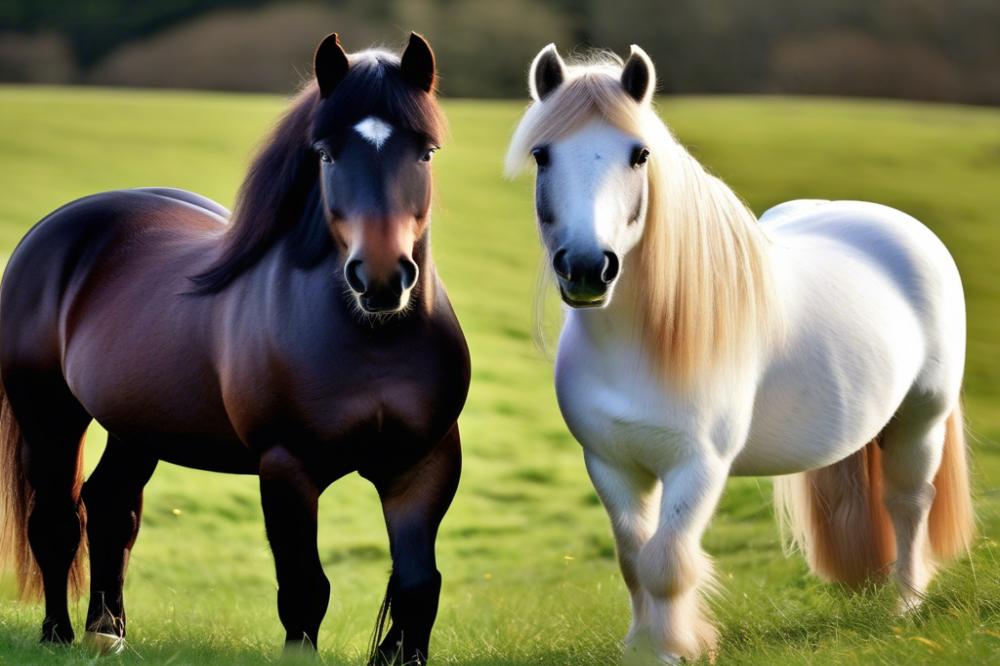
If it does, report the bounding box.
[738,199,965,474]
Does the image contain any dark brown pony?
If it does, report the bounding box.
[0,32,469,665]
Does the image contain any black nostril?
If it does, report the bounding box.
[345,259,366,294]
[601,251,620,284]
[552,248,571,281]
[398,258,418,292]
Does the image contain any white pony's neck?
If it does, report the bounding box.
[583,110,781,386]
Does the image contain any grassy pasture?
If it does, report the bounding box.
[0,86,997,664]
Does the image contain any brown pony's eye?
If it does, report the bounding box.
[421,148,436,162]
[630,145,650,167]
[531,145,550,168]
[314,144,332,163]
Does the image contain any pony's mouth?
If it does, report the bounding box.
[558,286,607,309]
[361,302,403,314]
[353,291,412,318]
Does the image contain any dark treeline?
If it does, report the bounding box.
[1,0,998,104]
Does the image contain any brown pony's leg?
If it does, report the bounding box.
[370,425,461,666]
[82,435,157,643]
[259,446,330,650]
[11,376,91,644]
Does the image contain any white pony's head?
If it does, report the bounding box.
[507,44,779,384]
[506,44,657,308]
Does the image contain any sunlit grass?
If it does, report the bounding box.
[0,86,997,664]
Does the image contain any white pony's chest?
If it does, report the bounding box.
[554,316,748,473]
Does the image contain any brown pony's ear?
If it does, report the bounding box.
[529,43,565,102]
[315,33,350,98]
[400,32,436,93]
[621,44,656,105]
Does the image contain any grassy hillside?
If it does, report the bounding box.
[0,86,997,665]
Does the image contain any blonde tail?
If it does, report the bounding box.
[774,440,895,586]
[928,404,974,561]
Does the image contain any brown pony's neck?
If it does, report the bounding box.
[189,85,322,294]
[410,230,438,314]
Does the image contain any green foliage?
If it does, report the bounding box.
[0,0,270,65]
[1,0,1000,101]
[0,87,997,664]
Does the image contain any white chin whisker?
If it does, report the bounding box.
[348,289,414,324]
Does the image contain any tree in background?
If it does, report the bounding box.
[1,0,998,103]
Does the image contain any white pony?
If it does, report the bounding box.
[506,44,973,664]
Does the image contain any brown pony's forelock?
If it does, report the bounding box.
[189,51,445,294]
[313,51,446,147]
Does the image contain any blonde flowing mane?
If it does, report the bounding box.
[506,55,780,385]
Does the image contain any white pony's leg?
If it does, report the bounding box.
[880,412,948,611]
[584,452,659,645]
[635,455,728,662]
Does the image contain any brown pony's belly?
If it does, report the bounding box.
[146,434,258,474]
[69,348,254,473]
[86,405,256,473]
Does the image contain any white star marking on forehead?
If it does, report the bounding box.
[354,116,394,150]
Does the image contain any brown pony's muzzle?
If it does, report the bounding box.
[344,217,418,314]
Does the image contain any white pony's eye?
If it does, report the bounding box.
[630,145,650,167]
[531,145,550,168]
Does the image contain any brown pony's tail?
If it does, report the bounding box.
[0,386,88,600]
[927,404,975,561]
[366,576,395,666]
[774,439,895,586]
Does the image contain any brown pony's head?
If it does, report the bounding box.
[189,33,445,318]
[311,33,445,315]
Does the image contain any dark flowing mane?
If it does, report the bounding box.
[189,51,446,294]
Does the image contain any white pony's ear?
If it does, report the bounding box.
[529,43,566,102]
[621,44,656,105]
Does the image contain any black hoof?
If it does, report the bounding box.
[283,637,319,657]
[82,631,127,655]
[85,614,125,638]
[40,618,74,644]
[370,642,426,666]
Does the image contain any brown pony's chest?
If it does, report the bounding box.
[308,350,466,445]
[225,313,470,470]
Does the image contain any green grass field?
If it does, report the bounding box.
[0,86,997,665]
